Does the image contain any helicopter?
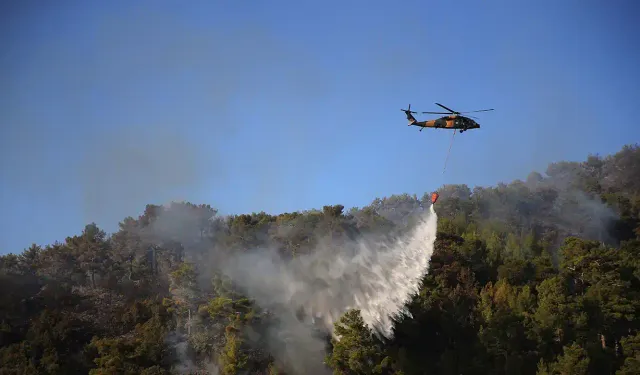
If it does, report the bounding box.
[401,103,494,133]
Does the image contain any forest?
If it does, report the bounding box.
[1,143,639,375]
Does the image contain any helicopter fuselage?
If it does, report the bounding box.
[410,114,480,133]
[402,103,492,133]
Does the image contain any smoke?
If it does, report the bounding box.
[253,205,437,338]
[228,206,437,372]
[78,126,213,233]
[548,189,618,244]
[528,163,619,245]
[165,332,199,374]
[149,203,439,373]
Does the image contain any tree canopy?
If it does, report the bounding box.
[1,143,639,374]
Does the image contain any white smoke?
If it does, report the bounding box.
[153,203,439,373]
[215,204,438,373]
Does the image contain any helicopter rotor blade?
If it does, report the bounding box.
[435,103,457,114]
[422,111,450,114]
[458,109,494,113]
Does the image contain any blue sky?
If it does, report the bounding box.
[1,0,639,254]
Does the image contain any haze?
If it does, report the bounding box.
[1,0,639,253]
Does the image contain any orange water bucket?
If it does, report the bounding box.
[430,192,439,204]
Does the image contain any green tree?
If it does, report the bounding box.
[536,342,589,375]
[326,309,394,374]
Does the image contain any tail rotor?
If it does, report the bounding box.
[401,104,417,115]
[402,104,418,126]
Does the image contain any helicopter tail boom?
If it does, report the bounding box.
[401,104,418,126]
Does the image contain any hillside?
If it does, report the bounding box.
[1,144,639,375]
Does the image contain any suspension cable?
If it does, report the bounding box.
[442,129,457,174]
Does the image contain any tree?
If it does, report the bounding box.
[2,143,639,374]
[326,309,395,374]
[536,342,589,375]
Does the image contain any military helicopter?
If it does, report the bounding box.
[401,103,494,133]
